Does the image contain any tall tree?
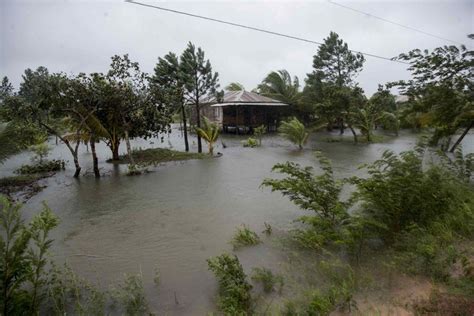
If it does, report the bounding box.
[150,52,190,152]
[306,31,365,135]
[180,42,219,153]
[389,34,474,152]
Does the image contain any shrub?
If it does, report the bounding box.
[251,267,284,293]
[0,196,59,315]
[231,225,261,249]
[15,160,65,175]
[207,253,252,314]
[112,273,149,316]
[351,146,474,244]
[262,152,352,250]
[242,137,259,148]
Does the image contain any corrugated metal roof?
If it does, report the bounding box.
[202,90,288,106]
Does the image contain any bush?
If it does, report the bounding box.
[251,267,284,293]
[242,137,259,148]
[351,146,474,244]
[231,225,261,249]
[207,253,252,314]
[262,152,352,250]
[15,160,65,175]
[112,273,149,315]
[0,196,59,315]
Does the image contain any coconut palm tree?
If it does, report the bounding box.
[257,70,300,106]
[195,117,219,155]
[278,117,308,150]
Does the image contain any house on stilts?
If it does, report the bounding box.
[195,90,289,134]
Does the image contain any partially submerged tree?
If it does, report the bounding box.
[151,52,190,151]
[95,55,172,162]
[305,31,365,135]
[181,42,219,153]
[278,117,309,150]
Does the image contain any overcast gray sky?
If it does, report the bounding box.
[1,0,473,96]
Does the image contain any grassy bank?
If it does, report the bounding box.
[107,148,207,165]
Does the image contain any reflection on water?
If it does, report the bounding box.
[3,127,473,314]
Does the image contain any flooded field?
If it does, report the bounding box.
[3,127,473,314]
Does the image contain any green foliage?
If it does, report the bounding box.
[278,117,309,149]
[207,253,252,314]
[110,147,206,165]
[309,31,365,87]
[181,42,219,153]
[242,137,258,148]
[0,196,58,315]
[231,225,261,249]
[15,160,65,175]
[257,70,300,106]
[253,125,266,146]
[262,152,351,250]
[112,273,149,316]
[390,36,474,151]
[0,122,46,164]
[46,263,107,316]
[30,142,50,163]
[351,145,474,244]
[251,267,283,293]
[195,116,220,155]
[225,82,245,91]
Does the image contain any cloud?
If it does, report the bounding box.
[1,0,472,95]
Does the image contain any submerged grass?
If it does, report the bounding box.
[231,225,261,250]
[108,148,207,165]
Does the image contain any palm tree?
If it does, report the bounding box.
[350,103,400,142]
[278,117,308,150]
[225,82,245,91]
[195,117,220,155]
[257,70,300,106]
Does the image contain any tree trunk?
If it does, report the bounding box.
[124,130,135,165]
[339,118,344,134]
[90,136,100,178]
[449,121,474,153]
[181,104,189,152]
[196,101,202,153]
[209,142,214,156]
[349,125,358,143]
[73,140,81,178]
[111,139,120,161]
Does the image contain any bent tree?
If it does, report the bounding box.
[0,68,92,177]
[389,34,474,152]
[150,52,190,152]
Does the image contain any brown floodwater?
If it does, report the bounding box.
[2,127,473,314]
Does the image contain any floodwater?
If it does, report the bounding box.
[2,127,473,314]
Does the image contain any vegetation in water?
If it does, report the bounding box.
[278,117,309,150]
[110,147,206,165]
[242,137,259,148]
[207,253,252,314]
[231,225,261,249]
[251,267,284,293]
[195,116,220,155]
[15,160,65,175]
